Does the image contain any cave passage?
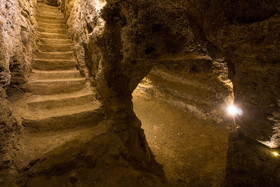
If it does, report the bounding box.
[133,79,230,186]
[1,0,280,186]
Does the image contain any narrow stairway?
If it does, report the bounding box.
[11,2,103,170]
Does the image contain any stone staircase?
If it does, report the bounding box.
[14,2,102,133]
[9,2,104,171]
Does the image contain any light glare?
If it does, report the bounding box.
[272,152,279,157]
[95,0,107,11]
[226,105,242,116]
[227,105,237,115]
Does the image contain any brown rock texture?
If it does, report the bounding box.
[0,0,279,185]
[43,0,57,6]
[144,58,232,123]
[1,2,165,186]
[59,0,155,166]
[58,0,280,185]
[0,0,36,182]
[1,0,36,92]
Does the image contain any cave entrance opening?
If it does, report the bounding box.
[132,60,233,186]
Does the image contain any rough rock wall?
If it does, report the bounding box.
[182,1,280,185]
[58,0,104,84]
[0,0,36,180]
[43,0,57,6]
[58,0,152,167]
[1,0,36,93]
[142,58,232,123]
[58,0,280,185]
[196,0,280,142]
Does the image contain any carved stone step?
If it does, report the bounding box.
[34,51,74,60]
[32,59,76,71]
[26,89,95,109]
[26,78,86,95]
[38,43,73,52]
[30,70,81,79]
[21,101,102,132]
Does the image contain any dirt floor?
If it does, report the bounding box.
[133,88,230,187]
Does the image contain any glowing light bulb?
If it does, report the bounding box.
[226,105,242,116]
[227,105,237,116]
[272,152,279,157]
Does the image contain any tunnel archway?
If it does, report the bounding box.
[1,0,280,186]
[58,0,280,185]
[132,56,234,186]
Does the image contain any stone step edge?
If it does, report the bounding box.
[21,101,102,121]
[29,78,85,83]
[27,89,94,103]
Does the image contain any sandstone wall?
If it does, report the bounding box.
[58,0,104,84]
[184,1,280,185]
[0,0,36,179]
[58,0,280,184]
[58,0,156,167]
[43,0,57,6]
[140,58,232,123]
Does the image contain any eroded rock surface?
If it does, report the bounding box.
[133,88,230,186]
[1,2,165,186]
[0,0,36,183]
[1,0,279,186]
[58,0,280,185]
[43,0,57,6]
[143,58,233,123]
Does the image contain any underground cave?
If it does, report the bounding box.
[0,0,280,186]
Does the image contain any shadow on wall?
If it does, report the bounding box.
[54,0,280,185]
[43,0,58,6]
[139,58,233,124]
[0,0,37,181]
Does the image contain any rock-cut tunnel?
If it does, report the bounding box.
[0,0,280,186]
